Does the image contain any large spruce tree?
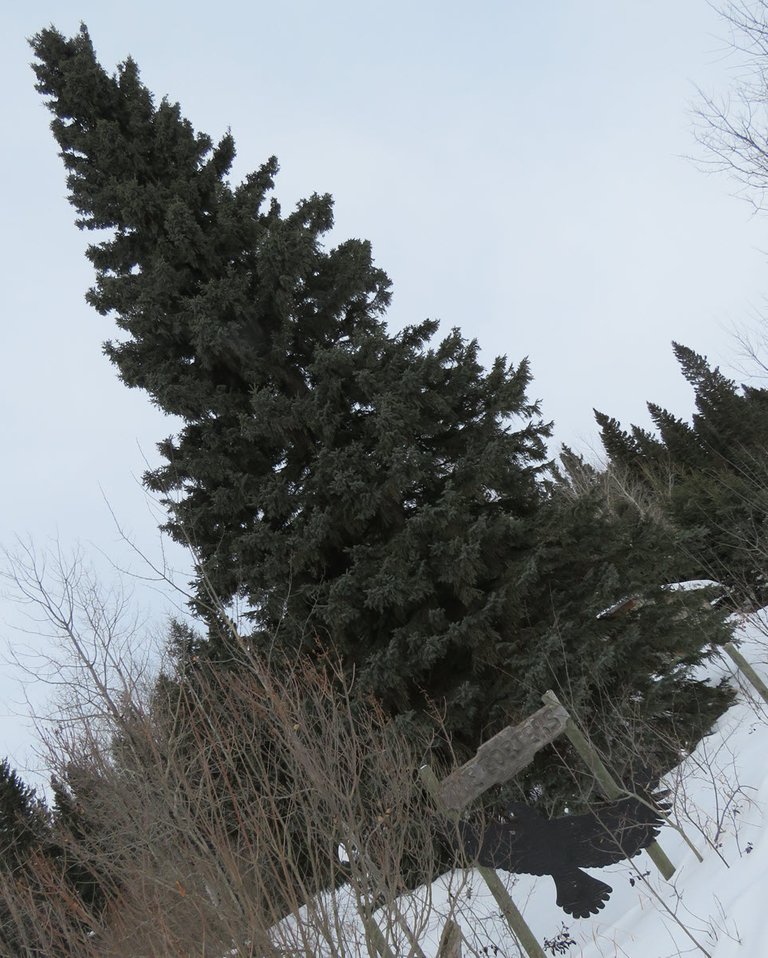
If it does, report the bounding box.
[31,25,551,749]
[32,28,736,812]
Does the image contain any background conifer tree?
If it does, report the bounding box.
[0,759,50,955]
[0,759,43,871]
[596,342,768,597]
[512,451,734,805]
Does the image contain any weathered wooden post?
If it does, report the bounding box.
[541,690,675,881]
[436,917,463,958]
[433,703,570,814]
[724,641,768,705]
[353,849,427,958]
[361,908,397,958]
[420,702,569,958]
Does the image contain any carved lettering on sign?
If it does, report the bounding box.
[438,703,569,812]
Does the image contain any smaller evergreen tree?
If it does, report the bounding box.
[49,769,115,920]
[0,759,50,956]
[511,451,734,808]
[0,759,44,870]
[596,341,768,597]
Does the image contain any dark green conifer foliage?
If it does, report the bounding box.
[0,760,49,956]
[0,759,43,870]
[514,451,734,806]
[596,342,768,594]
[31,26,550,748]
[48,771,113,919]
[592,411,635,469]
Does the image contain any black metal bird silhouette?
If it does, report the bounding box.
[453,780,669,919]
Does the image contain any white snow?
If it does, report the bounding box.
[662,579,722,592]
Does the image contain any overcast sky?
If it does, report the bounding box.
[3,1,768,782]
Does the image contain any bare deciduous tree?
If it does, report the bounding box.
[0,543,479,958]
[694,2,768,211]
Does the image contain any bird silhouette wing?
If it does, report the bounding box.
[549,791,666,869]
[453,782,667,875]
[456,809,556,878]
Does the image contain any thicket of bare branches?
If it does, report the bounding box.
[694,1,768,209]
[0,545,471,958]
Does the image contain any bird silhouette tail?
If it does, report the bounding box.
[554,870,612,919]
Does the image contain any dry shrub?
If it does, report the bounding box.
[1,646,447,958]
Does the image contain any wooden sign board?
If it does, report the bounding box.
[437,702,569,812]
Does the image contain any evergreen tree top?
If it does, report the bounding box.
[0,759,45,869]
[31,24,393,417]
[596,340,768,592]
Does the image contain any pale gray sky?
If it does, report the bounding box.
[2,1,768,782]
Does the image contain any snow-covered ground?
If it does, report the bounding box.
[274,607,768,958]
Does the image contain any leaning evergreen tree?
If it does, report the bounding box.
[31,25,551,751]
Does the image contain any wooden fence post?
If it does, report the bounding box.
[436,917,463,958]
[541,690,675,881]
[724,641,768,704]
[419,765,547,958]
[362,909,397,958]
[350,845,427,958]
